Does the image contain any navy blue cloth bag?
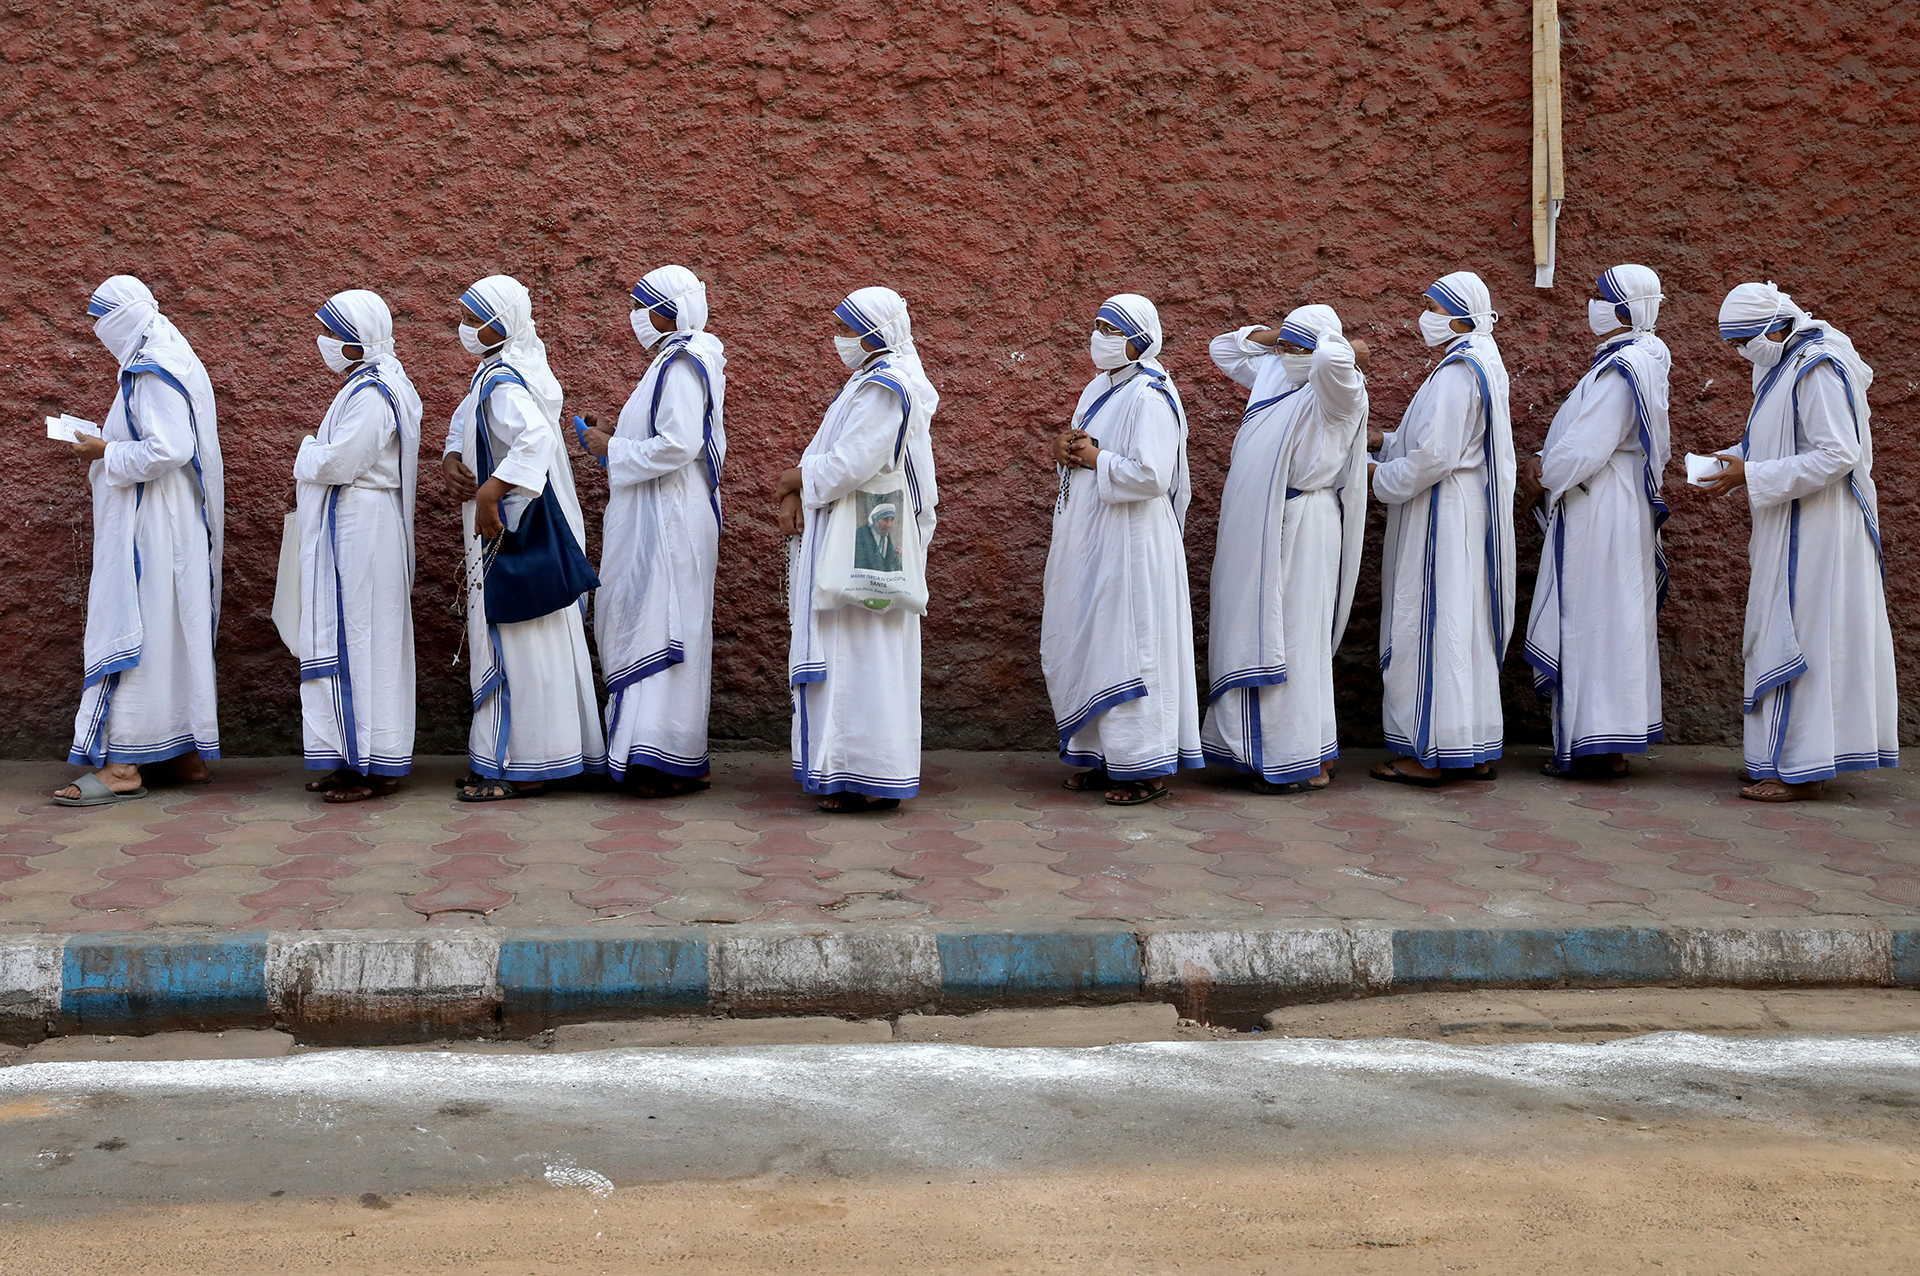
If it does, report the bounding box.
[473,369,600,625]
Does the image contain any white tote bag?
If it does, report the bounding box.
[811,467,927,614]
[271,510,301,657]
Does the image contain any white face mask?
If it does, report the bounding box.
[834,334,872,368]
[1588,299,1628,336]
[1278,351,1314,384]
[1418,310,1463,347]
[1739,331,1787,368]
[1089,331,1131,370]
[459,323,502,357]
[93,302,155,367]
[632,310,671,350]
[317,334,356,374]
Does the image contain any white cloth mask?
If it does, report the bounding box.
[1089,331,1131,369]
[1740,331,1787,368]
[316,334,356,374]
[1418,310,1463,347]
[93,302,154,367]
[834,334,872,368]
[1588,299,1628,336]
[459,323,501,356]
[1278,351,1314,385]
[632,310,671,350]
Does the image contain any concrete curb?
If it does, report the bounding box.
[3,919,1916,1042]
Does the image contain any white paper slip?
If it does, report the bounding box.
[1685,452,1730,487]
[45,414,100,443]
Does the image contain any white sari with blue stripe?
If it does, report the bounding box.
[1374,332,1516,769]
[787,358,938,799]
[1040,362,1202,782]
[598,331,727,781]
[1732,328,1896,782]
[1523,333,1670,770]
[446,358,607,782]
[1201,330,1369,785]
[295,363,420,778]
[69,319,222,768]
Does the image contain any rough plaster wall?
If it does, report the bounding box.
[1,0,1913,758]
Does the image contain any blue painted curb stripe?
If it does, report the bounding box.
[497,936,710,1021]
[61,935,270,1031]
[1892,929,1920,988]
[937,931,1141,1002]
[1391,927,1676,986]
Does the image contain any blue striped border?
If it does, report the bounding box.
[498,932,709,1028]
[937,930,1141,1004]
[61,934,270,1033]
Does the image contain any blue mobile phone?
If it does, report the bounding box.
[572,414,606,467]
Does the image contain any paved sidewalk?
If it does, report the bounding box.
[1,747,1915,935]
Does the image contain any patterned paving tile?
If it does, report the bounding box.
[0,749,1912,932]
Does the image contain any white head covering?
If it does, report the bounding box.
[868,503,897,524]
[318,289,412,388]
[631,264,709,334]
[1276,303,1345,350]
[1717,280,1815,341]
[1424,271,1499,332]
[1596,264,1663,333]
[1717,281,1873,390]
[832,286,940,424]
[88,276,164,369]
[1094,293,1166,364]
[316,287,425,549]
[460,274,564,421]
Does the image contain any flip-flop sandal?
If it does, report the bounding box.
[818,793,902,813]
[1105,781,1169,807]
[1062,769,1112,792]
[324,776,402,804]
[1249,778,1324,795]
[458,779,534,803]
[51,774,149,807]
[1370,761,1446,789]
[451,772,487,789]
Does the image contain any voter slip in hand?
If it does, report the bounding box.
[1685,452,1731,487]
[45,414,101,443]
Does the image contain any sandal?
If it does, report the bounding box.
[1370,760,1446,789]
[1249,777,1325,795]
[1105,780,1169,807]
[324,776,402,804]
[626,772,714,800]
[51,773,148,807]
[458,779,541,803]
[1062,768,1112,793]
[306,768,359,793]
[1739,779,1825,804]
[818,793,901,813]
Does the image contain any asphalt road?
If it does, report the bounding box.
[2,1032,1918,1272]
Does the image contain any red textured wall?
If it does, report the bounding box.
[3,0,1914,759]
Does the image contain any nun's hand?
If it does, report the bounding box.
[1066,434,1101,470]
[441,454,478,503]
[778,492,804,537]
[71,434,107,463]
[582,414,614,458]
[474,477,510,540]
[1050,429,1083,467]
[1517,455,1546,510]
[1699,455,1747,498]
[1349,338,1370,372]
[1367,426,1385,451]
